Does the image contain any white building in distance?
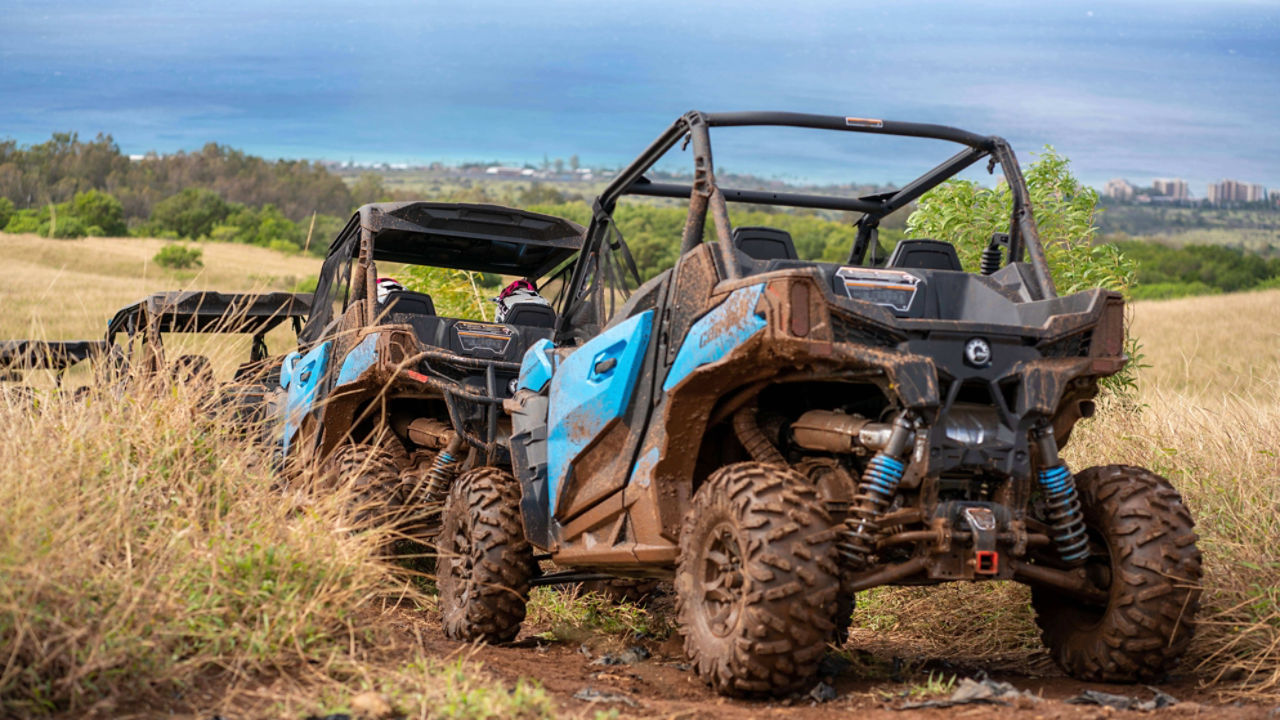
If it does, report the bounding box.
[1208,179,1269,205]
[1151,178,1189,200]
[1104,178,1135,201]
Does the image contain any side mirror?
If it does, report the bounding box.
[280,351,301,390]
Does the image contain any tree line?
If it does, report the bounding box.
[0,132,353,253]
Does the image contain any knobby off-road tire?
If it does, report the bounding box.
[1032,464,1202,682]
[676,462,841,697]
[326,442,405,531]
[439,466,536,643]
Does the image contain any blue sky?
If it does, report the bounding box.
[2,0,1278,192]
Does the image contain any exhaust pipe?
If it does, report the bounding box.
[790,409,910,454]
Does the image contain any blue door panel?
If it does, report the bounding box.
[546,310,654,513]
[335,333,379,386]
[281,341,331,456]
[663,283,767,391]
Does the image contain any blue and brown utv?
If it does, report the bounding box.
[273,202,582,547]
[437,112,1203,696]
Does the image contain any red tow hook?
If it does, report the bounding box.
[975,550,1000,575]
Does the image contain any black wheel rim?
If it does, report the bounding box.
[699,523,746,638]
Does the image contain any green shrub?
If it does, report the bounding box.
[0,197,13,229]
[153,243,204,269]
[149,188,233,239]
[208,203,304,248]
[1114,239,1279,294]
[70,189,127,236]
[50,214,88,239]
[404,266,490,320]
[907,146,1135,296]
[268,238,299,255]
[4,208,42,234]
[208,223,240,244]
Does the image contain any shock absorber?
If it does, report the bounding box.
[840,412,914,569]
[423,434,465,503]
[1033,425,1090,565]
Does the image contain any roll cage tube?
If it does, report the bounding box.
[557,111,1055,338]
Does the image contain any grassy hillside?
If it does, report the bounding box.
[0,233,323,384]
[1131,287,1280,399]
[0,233,321,340]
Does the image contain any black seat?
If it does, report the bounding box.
[886,239,963,271]
[382,289,435,317]
[731,226,798,261]
[504,303,556,328]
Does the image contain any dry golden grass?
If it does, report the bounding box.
[0,375,563,717]
[1128,288,1280,399]
[1070,390,1280,695]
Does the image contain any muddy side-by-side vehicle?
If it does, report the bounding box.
[273,202,583,543]
[106,290,312,421]
[437,111,1203,696]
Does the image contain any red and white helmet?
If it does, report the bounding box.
[494,278,547,322]
[376,277,404,304]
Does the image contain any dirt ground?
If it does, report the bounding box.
[153,602,1275,720]
[428,624,1270,719]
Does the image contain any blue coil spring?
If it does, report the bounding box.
[862,454,906,503]
[424,450,459,501]
[1038,464,1090,564]
[842,453,908,567]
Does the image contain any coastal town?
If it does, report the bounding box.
[1104,175,1279,207]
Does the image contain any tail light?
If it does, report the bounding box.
[789,282,810,337]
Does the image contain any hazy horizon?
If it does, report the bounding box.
[3,0,1278,193]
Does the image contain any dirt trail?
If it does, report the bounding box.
[123,601,1273,720]
[406,608,1271,720]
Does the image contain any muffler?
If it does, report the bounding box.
[790,409,908,454]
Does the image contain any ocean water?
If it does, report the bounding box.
[2,0,1278,191]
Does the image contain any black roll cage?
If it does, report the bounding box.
[106,291,312,368]
[558,110,1056,338]
[300,202,584,346]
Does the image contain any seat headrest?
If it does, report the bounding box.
[504,303,556,328]
[886,239,963,271]
[384,289,435,316]
[731,226,798,261]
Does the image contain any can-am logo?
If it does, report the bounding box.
[964,338,992,367]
